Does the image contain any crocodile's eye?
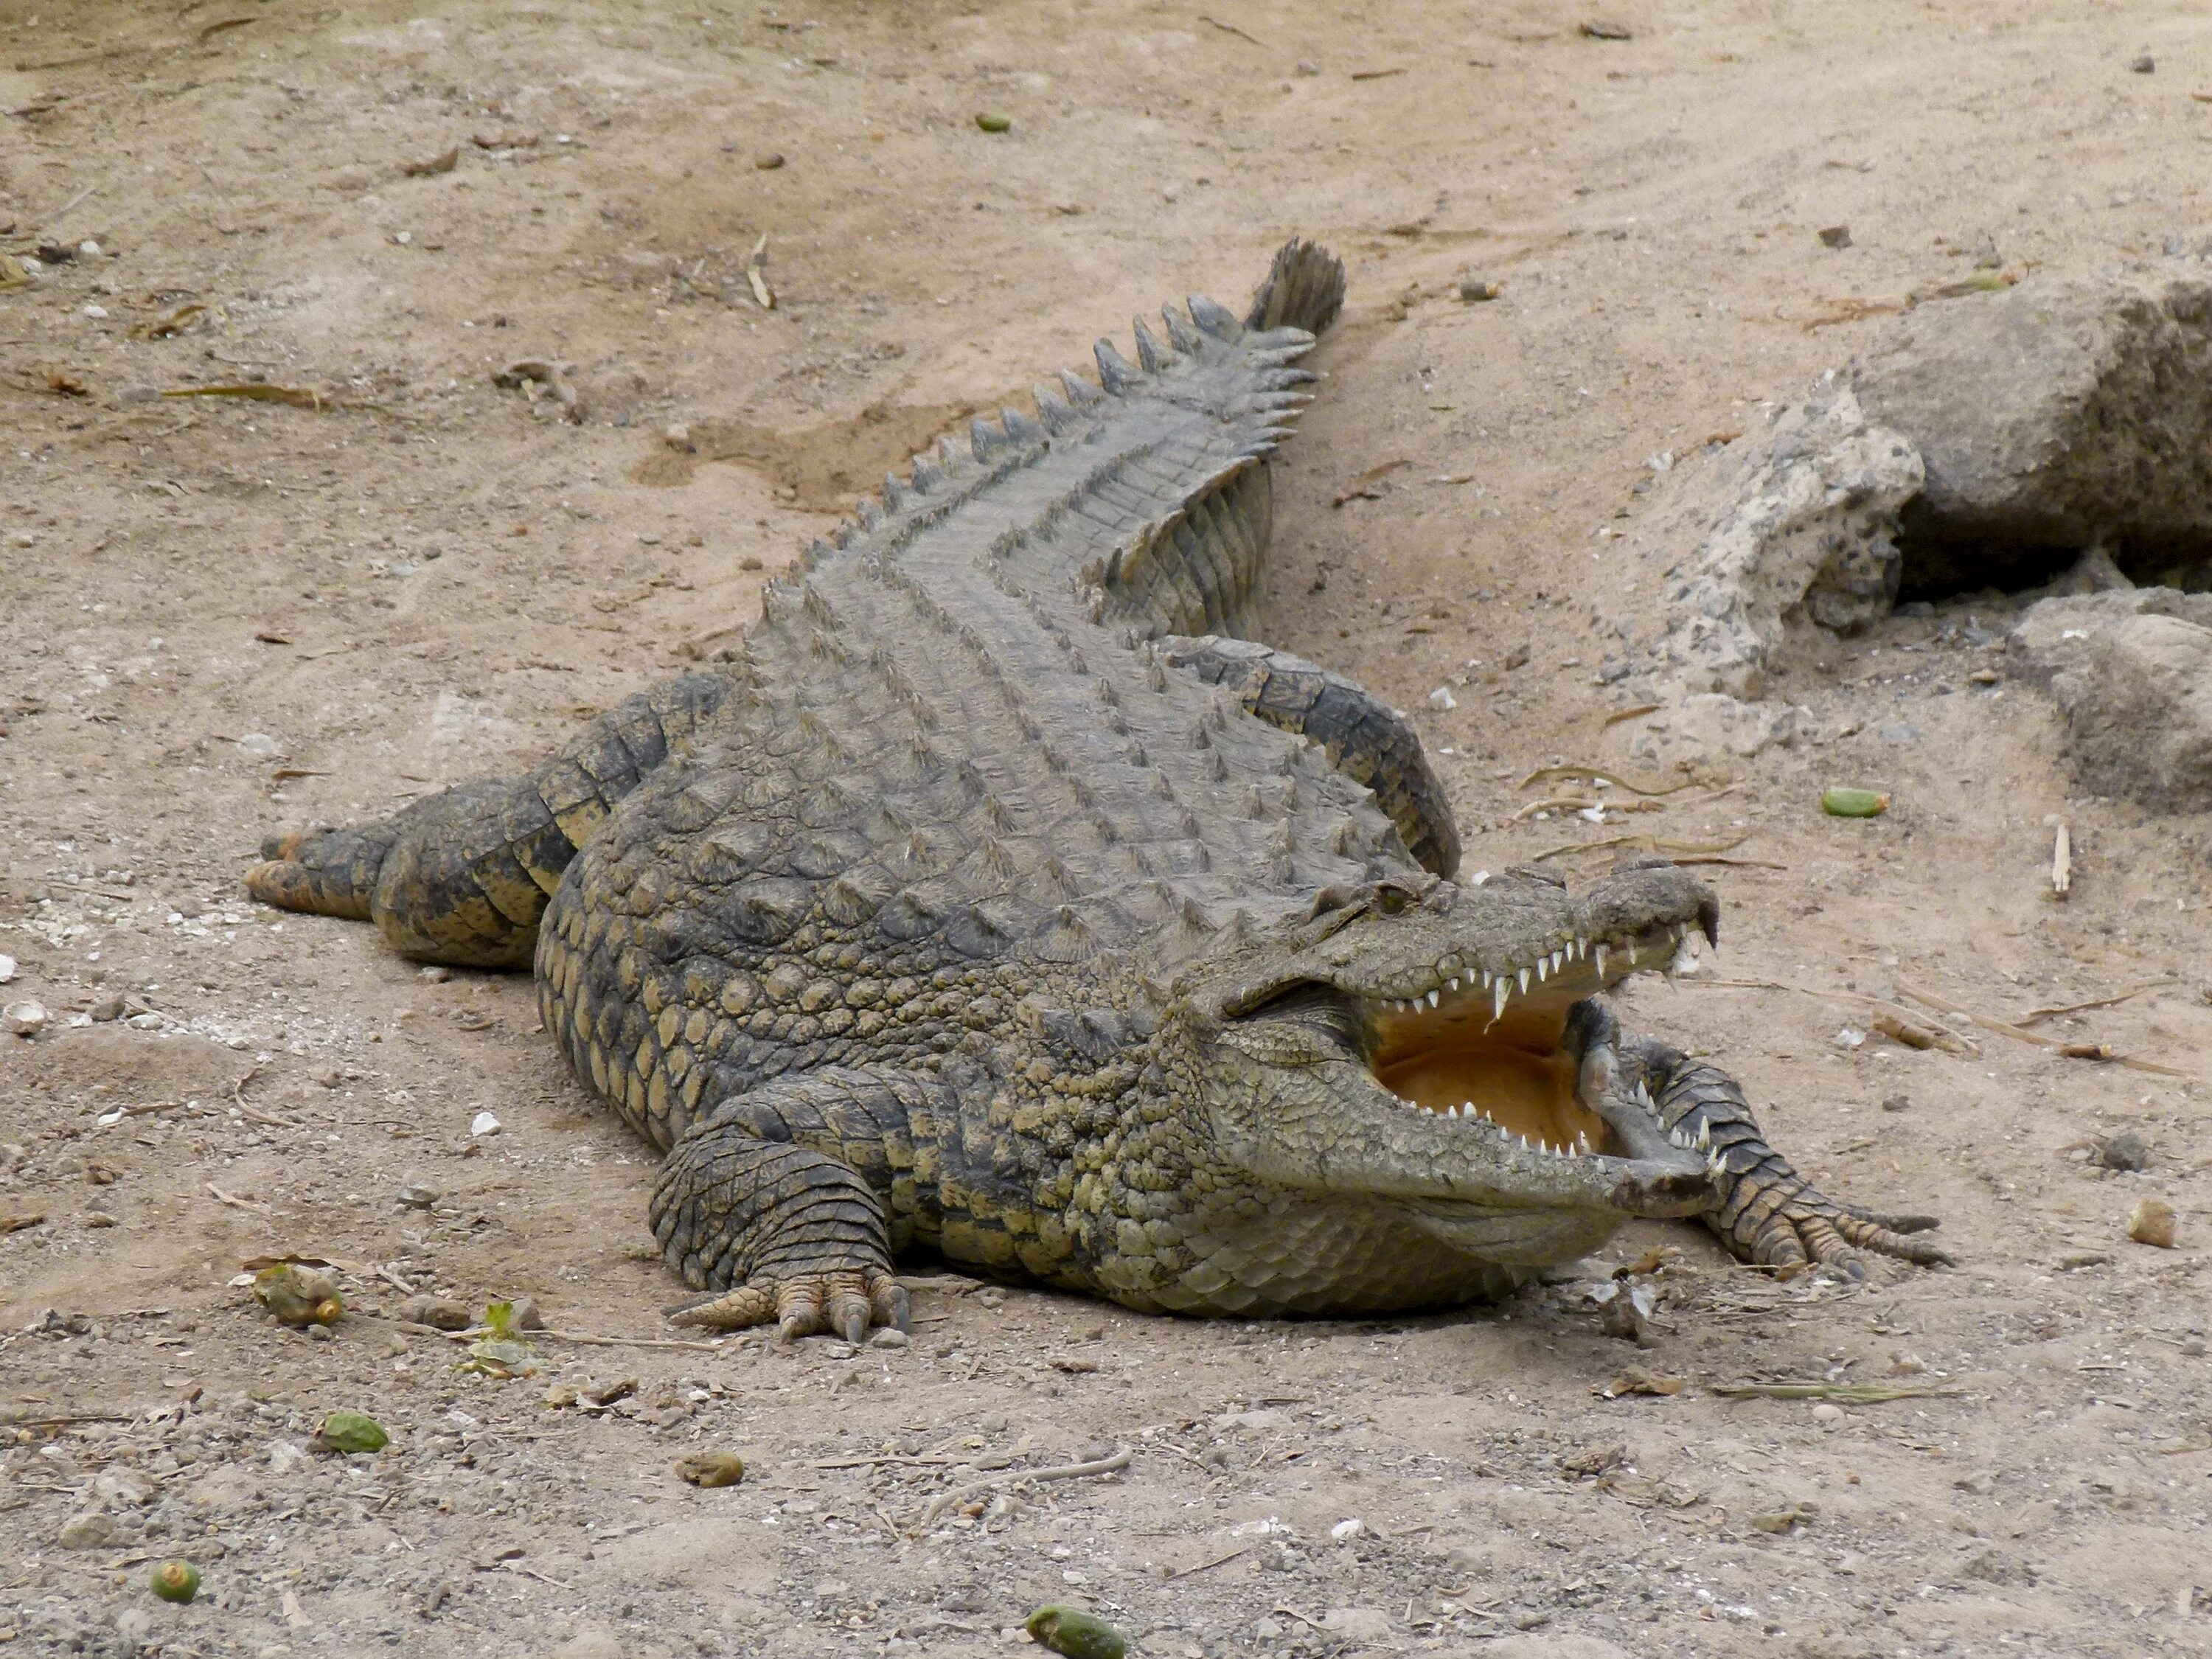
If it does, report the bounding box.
[1375,886,1411,916]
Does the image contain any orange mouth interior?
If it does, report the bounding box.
[1369,984,1617,1156]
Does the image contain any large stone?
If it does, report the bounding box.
[1650,273,2212,707]
[2010,588,2212,810]
[1654,379,1921,698]
[1857,274,2212,596]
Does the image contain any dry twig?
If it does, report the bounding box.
[915,1446,1132,1528]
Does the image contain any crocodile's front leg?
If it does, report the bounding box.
[1158,635,1460,877]
[651,1066,945,1341]
[1571,1003,1951,1277]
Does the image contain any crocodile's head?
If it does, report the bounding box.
[1171,860,1722,1267]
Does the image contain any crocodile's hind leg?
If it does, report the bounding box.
[1612,1029,1952,1277]
[1159,635,1460,877]
[246,673,732,967]
[650,1067,947,1342]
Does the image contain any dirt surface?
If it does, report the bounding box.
[4,3,2211,1655]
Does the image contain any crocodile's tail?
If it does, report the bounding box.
[247,673,734,967]
[1244,238,1346,338]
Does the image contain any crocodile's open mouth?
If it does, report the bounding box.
[1358,915,1706,1160]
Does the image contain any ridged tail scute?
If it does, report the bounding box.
[1242,238,1346,338]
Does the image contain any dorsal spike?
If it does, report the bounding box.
[1001,407,1046,444]
[1187,293,1241,341]
[1131,317,1172,374]
[1093,339,1140,394]
[1162,305,1203,353]
[881,474,911,512]
[1034,388,1079,434]
[937,434,968,471]
[854,497,883,532]
[1059,369,1104,407]
[808,538,838,565]
[909,456,945,493]
[970,417,1011,461]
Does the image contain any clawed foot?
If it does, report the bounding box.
[666,1266,910,1343]
[1617,1033,1955,1281]
[1722,1178,1953,1280]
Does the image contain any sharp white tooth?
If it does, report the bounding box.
[1447,977,1459,992]
[1671,1129,1688,1149]
[1535,956,1548,983]
[1445,1104,1458,1119]
[1480,970,1494,990]
[1695,1121,1711,1150]
[1551,949,1564,976]
[1577,1132,1592,1155]
[1427,989,1440,1009]
[1635,1081,1656,1110]
[1519,1134,1531,1151]
[1518,967,1531,995]
[1595,943,1610,979]
[1493,980,1510,1021]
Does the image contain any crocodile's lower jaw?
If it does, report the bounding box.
[1366,922,1691,1156]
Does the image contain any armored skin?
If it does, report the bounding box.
[249,243,1944,1340]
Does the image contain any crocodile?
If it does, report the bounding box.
[248,241,1946,1340]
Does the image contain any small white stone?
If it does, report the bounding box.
[83,303,108,319]
[0,953,15,983]
[1427,686,1458,711]
[236,733,279,756]
[3,1000,47,1038]
[470,1110,502,1137]
[78,240,101,257]
[1329,1517,1363,1540]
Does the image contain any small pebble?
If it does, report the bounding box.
[1457,277,1500,302]
[869,1326,908,1349]
[2129,52,2154,73]
[1810,1402,1846,1427]
[2129,1197,2177,1249]
[754,151,785,170]
[396,1294,473,1331]
[4,1000,48,1038]
[1880,1093,1912,1113]
[470,1110,502,1137]
[663,422,694,452]
[1818,224,1853,249]
[89,992,125,1023]
[0,953,13,983]
[1294,60,1320,75]
[419,964,451,984]
[674,1450,746,1488]
[397,1179,439,1209]
[58,1512,120,1550]
[2095,1130,2151,1172]
[84,1211,116,1228]
[506,1293,546,1330]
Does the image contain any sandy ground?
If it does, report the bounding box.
[4,1,2211,1655]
